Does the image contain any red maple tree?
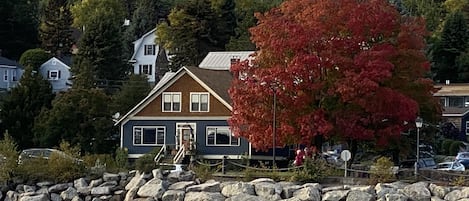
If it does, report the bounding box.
[228,0,440,151]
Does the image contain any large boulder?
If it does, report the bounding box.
[429,183,450,199]
[48,184,70,193]
[124,187,138,201]
[345,190,373,201]
[125,174,146,191]
[444,187,469,201]
[18,194,49,201]
[292,186,321,201]
[281,184,302,199]
[186,181,221,193]
[384,193,408,201]
[103,173,120,182]
[161,190,185,201]
[183,192,225,201]
[403,181,431,201]
[169,181,195,190]
[167,171,195,183]
[91,187,112,195]
[221,182,255,197]
[137,178,167,199]
[225,193,269,201]
[253,182,282,200]
[60,187,78,201]
[74,178,88,189]
[322,190,349,201]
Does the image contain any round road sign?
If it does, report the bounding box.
[341,150,351,161]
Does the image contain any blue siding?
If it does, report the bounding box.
[122,120,249,156]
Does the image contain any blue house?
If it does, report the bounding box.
[434,83,469,140]
[39,57,72,92]
[116,51,289,163]
[0,56,23,91]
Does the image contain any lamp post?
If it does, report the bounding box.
[272,86,277,168]
[415,116,423,179]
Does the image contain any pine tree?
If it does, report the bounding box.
[39,0,74,56]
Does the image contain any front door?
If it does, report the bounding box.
[176,123,196,151]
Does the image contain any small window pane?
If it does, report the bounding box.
[164,94,171,102]
[143,128,156,144]
[173,103,180,111]
[216,130,230,145]
[173,94,180,102]
[134,128,142,144]
[157,128,165,144]
[192,103,199,111]
[231,136,239,145]
[200,103,208,111]
[192,94,199,103]
[201,94,208,102]
[207,129,215,145]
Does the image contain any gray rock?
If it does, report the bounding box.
[98,181,118,187]
[5,190,19,201]
[118,172,129,181]
[110,190,125,201]
[98,195,112,200]
[152,169,163,179]
[169,181,195,190]
[429,183,450,199]
[76,187,91,195]
[183,192,225,201]
[385,193,408,201]
[375,183,399,199]
[346,190,373,201]
[50,193,61,201]
[186,181,221,193]
[36,181,54,187]
[89,179,103,188]
[349,185,374,194]
[323,185,349,193]
[137,178,166,199]
[322,190,349,201]
[133,198,155,201]
[74,178,88,189]
[161,190,185,201]
[19,194,49,201]
[124,187,138,201]
[431,196,445,201]
[23,185,36,193]
[282,185,302,199]
[103,173,120,182]
[225,193,269,201]
[124,174,146,191]
[221,182,255,197]
[168,171,195,183]
[91,197,101,201]
[403,181,431,201]
[91,187,111,195]
[302,183,322,191]
[35,187,48,195]
[250,178,276,184]
[60,187,78,201]
[49,184,70,193]
[253,182,282,199]
[444,187,469,201]
[71,196,82,201]
[293,186,321,201]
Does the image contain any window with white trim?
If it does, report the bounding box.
[466,121,469,136]
[162,92,181,112]
[12,70,17,81]
[144,45,156,55]
[139,64,152,75]
[190,93,209,112]
[3,70,8,81]
[206,127,239,146]
[48,70,60,80]
[133,126,165,145]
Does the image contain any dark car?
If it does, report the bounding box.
[457,159,469,168]
[18,148,82,164]
[400,158,437,169]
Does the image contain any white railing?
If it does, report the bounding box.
[154,146,166,164]
[173,144,185,164]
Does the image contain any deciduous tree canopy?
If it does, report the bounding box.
[229,0,439,151]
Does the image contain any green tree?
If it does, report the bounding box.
[33,88,114,154]
[156,0,236,70]
[39,0,74,56]
[111,74,151,115]
[0,67,55,149]
[0,0,41,60]
[432,11,469,83]
[402,0,445,32]
[19,48,51,71]
[226,0,281,51]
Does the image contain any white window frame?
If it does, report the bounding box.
[206,126,239,146]
[133,126,165,146]
[12,70,17,81]
[190,92,209,112]
[139,64,152,75]
[144,44,156,55]
[466,121,469,136]
[162,92,181,112]
[3,70,8,82]
[49,70,59,80]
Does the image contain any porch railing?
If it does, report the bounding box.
[173,144,185,164]
[154,145,166,164]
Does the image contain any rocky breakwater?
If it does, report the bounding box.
[1,169,469,201]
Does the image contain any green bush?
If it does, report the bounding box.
[369,157,396,184]
[0,132,19,183]
[115,147,128,171]
[289,158,331,182]
[442,139,455,155]
[190,163,213,182]
[135,148,160,173]
[449,141,464,156]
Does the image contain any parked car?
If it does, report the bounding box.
[456,152,469,161]
[399,158,437,169]
[457,159,469,168]
[437,161,465,172]
[18,148,82,164]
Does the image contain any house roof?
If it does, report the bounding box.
[0,56,19,67]
[198,51,254,70]
[129,28,157,62]
[115,66,233,125]
[41,57,71,69]
[434,84,469,96]
[442,107,469,117]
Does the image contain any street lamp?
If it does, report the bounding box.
[415,116,423,179]
[271,85,277,168]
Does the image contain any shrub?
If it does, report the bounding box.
[290,158,331,182]
[449,141,464,156]
[190,163,213,182]
[442,139,455,155]
[115,147,128,171]
[135,148,160,173]
[369,157,396,184]
[0,132,19,183]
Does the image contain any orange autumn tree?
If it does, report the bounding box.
[228,0,439,151]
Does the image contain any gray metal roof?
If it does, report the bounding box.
[198,51,254,70]
[0,56,18,66]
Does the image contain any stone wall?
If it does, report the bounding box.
[1,169,467,201]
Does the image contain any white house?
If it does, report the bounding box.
[0,56,23,91]
[39,57,72,92]
[129,28,168,85]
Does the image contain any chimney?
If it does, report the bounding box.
[446,80,450,85]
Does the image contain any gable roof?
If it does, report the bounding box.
[41,57,71,69]
[115,66,233,125]
[0,56,20,67]
[129,28,157,62]
[199,51,254,70]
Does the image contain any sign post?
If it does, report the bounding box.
[340,150,351,178]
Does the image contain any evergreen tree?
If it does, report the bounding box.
[0,67,54,149]
[432,11,469,83]
[0,0,40,59]
[19,48,51,71]
[33,88,114,154]
[39,0,74,56]
[111,74,151,115]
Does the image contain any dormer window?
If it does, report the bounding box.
[144,45,156,55]
[48,70,61,80]
[162,92,181,112]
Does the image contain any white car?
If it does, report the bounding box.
[437,161,465,172]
